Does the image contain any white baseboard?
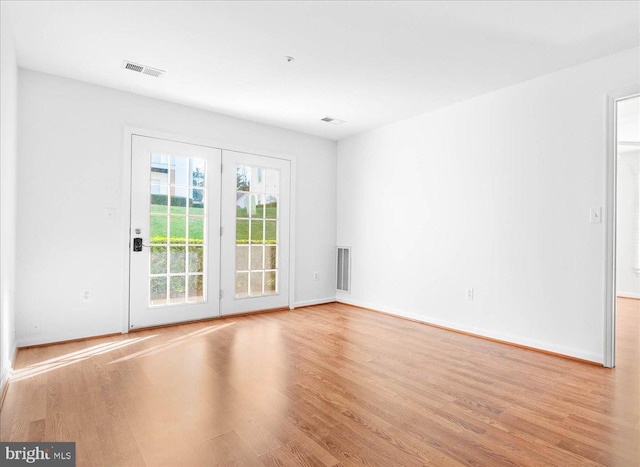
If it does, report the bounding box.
[617,292,640,300]
[336,297,602,364]
[16,326,124,348]
[17,335,60,348]
[294,297,336,308]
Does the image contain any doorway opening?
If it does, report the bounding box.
[605,92,640,368]
[614,96,640,368]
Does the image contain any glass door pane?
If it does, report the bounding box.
[148,154,207,306]
[234,165,279,298]
[220,151,290,316]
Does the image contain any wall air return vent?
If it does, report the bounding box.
[337,247,351,292]
[121,60,165,78]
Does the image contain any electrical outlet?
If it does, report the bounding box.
[466,288,474,301]
[104,207,116,222]
[82,289,92,302]
[313,272,319,281]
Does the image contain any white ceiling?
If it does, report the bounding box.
[4,1,640,141]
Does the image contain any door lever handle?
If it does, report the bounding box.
[132,238,151,251]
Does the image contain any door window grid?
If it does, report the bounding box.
[235,165,279,298]
[148,154,207,306]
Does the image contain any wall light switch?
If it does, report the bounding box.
[82,289,92,302]
[590,207,602,224]
[466,288,474,301]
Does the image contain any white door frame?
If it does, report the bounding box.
[604,87,639,368]
[121,127,297,333]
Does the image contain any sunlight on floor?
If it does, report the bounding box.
[109,322,235,364]
[10,322,237,383]
[11,335,157,382]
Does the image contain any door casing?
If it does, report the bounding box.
[604,87,640,368]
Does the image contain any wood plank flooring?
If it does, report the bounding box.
[1,298,638,466]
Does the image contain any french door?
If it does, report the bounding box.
[220,150,290,315]
[129,136,221,328]
[129,136,290,328]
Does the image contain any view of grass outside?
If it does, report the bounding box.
[235,196,277,244]
[148,163,281,303]
[149,194,205,303]
[150,196,204,243]
[149,198,278,243]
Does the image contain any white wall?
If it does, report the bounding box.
[1,4,18,388]
[337,47,640,364]
[17,70,337,346]
[617,151,640,298]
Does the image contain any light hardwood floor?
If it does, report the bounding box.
[1,299,638,466]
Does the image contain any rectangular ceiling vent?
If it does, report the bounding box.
[337,247,351,292]
[121,60,165,78]
[321,116,346,125]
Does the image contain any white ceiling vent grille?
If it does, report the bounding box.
[121,60,165,78]
[321,116,346,125]
[337,247,351,292]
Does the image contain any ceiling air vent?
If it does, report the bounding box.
[121,60,165,78]
[321,116,346,125]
